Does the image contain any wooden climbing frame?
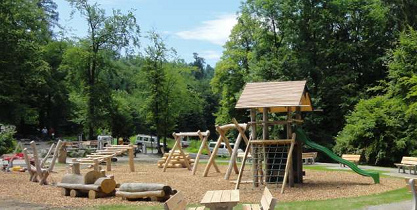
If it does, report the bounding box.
[202,122,248,178]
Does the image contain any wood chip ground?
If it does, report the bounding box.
[0,162,405,208]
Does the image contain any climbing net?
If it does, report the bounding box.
[252,141,291,185]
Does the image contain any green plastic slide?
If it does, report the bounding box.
[295,128,380,184]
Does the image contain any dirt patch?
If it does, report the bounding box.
[0,162,404,208]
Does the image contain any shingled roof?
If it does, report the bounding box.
[235,80,313,113]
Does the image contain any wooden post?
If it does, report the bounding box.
[93,158,99,171]
[30,141,43,182]
[203,134,222,177]
[192,130,203,175]
[128,144,135,172]
[193,130,216,175]
[233,118,251,189]
[106,157,112,171]
[295,106,303,183]
[281,134,296,194]
[40,143,55,168]
[250,109,258,187]
[48,140,63,173]
[72,162,81,175]
[261,107,269,184]
[225,131,244,180]
[286,108,294,187]
[58,142,67,164]
[218,128,239,174]
[163,135,178,172]
[23,148,37,182]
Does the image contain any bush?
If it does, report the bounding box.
[0,124,17,155]
[334,96,412,166]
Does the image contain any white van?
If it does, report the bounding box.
[135,134,159,148]
[97,135,113,150]
[208,142,243,156]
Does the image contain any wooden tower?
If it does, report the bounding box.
[235,80,313,191]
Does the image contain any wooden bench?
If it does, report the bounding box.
[395,157,417,174]
[237,152,252,162]
[302,152,317,164]
[405,178,417,210]
[164,191,205,210]
[242,187,277,210]
[340,154,360,167]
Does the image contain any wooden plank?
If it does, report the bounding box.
[211,190,222,203]
[220,190,231,202]
[230,190,239,202]
[201,191,214,204]
[251,140,293,145]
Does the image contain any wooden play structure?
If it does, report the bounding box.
[162,130,217,175]
[72,144,136,172]
[57,162,117,199]
[22,140,63,185]
[116,183,176,201]
[202,123,248,178]
[234,81,313,193]
[157,151,194,169]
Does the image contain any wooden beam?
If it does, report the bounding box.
[281,134,296,194]
[203,134,222,177]
[233,118,252,190]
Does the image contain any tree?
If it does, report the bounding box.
[0,0,51,134]
[335,29,417,165]
[67,0,140,138]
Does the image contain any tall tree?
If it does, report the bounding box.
[67,0,140,138]
[0,0,51,134]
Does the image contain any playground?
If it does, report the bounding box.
[0,159,407,208]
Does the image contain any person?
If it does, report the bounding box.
[49,127,55,140]
[41,127,48,140]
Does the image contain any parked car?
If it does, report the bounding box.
[208,142,243,156]
[180,136,191,148]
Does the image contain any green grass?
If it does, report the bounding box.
[91,187,410,210]
[276,187,410,210]
[90,187,410,210]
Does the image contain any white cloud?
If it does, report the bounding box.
[200,50,222,60]
[176,14,237,45]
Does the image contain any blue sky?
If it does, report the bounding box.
[54,0,242,66]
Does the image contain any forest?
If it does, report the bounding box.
[1,0,417,166]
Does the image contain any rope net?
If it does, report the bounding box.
[252,142,290,185]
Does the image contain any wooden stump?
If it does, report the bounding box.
[88,190,97,199]
[70,189,80,197]
[62,188,70,196]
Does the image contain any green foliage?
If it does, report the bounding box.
[336,29,417,165]
[334,96,409,165]
[0,125,16,155]
[66,0,140,138]
[212,0,417,150]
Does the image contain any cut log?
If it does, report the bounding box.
[56,183,100,191]
[119,183,172,194]
[115,190,165,199]
[62,188,70,196]
[94,177,116,194]
[84,170,104,184]
[61,174,84,184]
